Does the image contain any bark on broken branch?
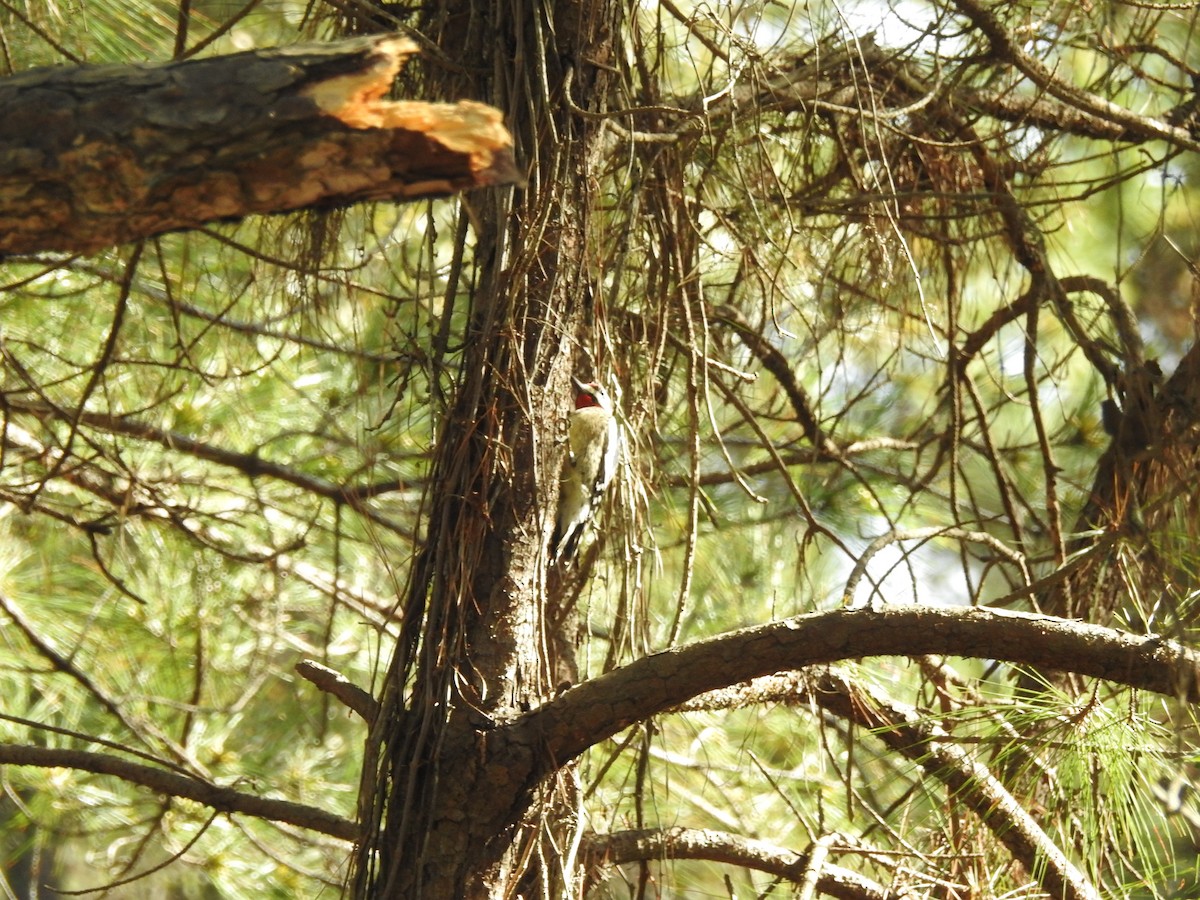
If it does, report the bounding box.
[0,34,520,255]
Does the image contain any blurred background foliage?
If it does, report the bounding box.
[2,0,1200,896]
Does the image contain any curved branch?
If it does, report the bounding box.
[842,526,1030,606]
[580,827,894,900]
[50,256,398,363]
[0,590,203,774]
[0,422,403,632]
[954,274,1135,381]
[711,304,833,452]
[0,743,358,841]
[950,0,1200,152]
[516,605,1200,771]
[1060,274,1144,366]
[6,398,413,530]
[512,609,1169,898]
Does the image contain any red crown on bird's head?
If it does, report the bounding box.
[572,377,609,410]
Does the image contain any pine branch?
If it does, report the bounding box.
[0,743,358,840]
[515,605,1200,771]
[812,668,1098,900]
[580,827,895,900]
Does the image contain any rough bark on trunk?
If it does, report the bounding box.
[0,34,518,255]
[350,1,619,897]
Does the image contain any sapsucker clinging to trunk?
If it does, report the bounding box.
[551,377,621,563]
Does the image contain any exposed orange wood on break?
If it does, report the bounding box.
[302,37,513,170]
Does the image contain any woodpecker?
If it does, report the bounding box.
[551,377,621,563]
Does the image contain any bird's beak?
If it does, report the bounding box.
[571,376,588,392]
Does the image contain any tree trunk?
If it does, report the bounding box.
[350,1,619,897]
[0,34,518,255]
